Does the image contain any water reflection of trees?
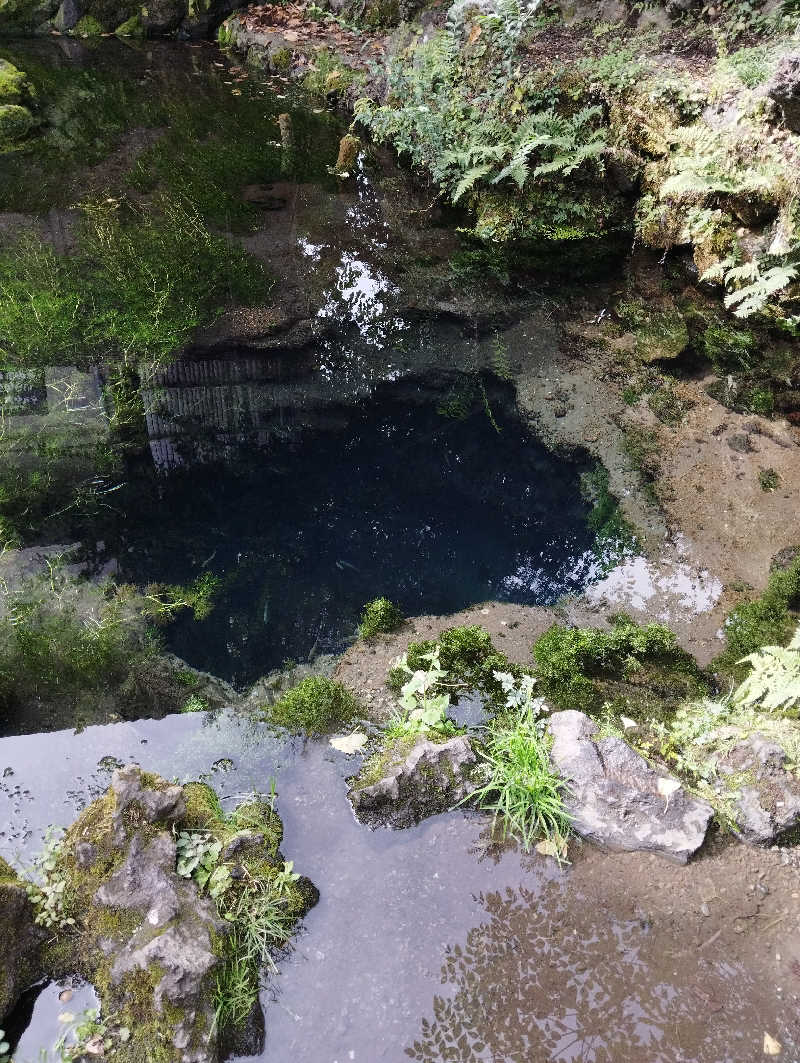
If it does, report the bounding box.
[405,881,758,1063]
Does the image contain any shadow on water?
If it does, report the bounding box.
[0,713,794,1062]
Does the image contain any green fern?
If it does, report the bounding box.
[734,626,800,712]
[725,263,799,318]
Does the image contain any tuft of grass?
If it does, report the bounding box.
[358,597,404,639]
[470,710,570,851]
[759,467,780,491]
[263,676,359,734]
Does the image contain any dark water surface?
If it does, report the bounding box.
[1,712,794,1063]
[113,377,600,685]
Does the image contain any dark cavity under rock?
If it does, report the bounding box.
[548,710,713,863]
[349,735,478,829]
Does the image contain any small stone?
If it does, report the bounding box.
[554,406,568,418]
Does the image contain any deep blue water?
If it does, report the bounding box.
[112,375,600,685]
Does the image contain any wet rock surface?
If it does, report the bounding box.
[0,857,44,1023]
[548,710,713,862]
[720,733,800,845]
[349,735,478,829]
[64,766,222,1063]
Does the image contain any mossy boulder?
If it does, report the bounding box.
[350,734,479,828]
[114,12,144,34]
[0,855,45,1024]
[0,59,31,105]
[532,616,707,718]
[0,103,34,149]
[41,767,317,1062]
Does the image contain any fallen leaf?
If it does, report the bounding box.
[467,22,482,44]
[535,839,560,858]
[764,1033,782,1055]
[657,777,681,799]
[620,716,637,730]
[84,1034,105,1056]
[58,1012,75,1023]
[330,732,368,754]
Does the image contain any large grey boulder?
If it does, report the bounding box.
[0,857,45,1023]
[719,734,800,845]
[350,735,478,829]
[767,52,800,134]
[548,710,713,863]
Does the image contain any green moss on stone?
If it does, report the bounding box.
[0,103,34,147]
[270,47,292,73]
[72,14,104,34]
[0,60,30,105]
[359,596,404,639]
[715,553,800,678]
[262,676,360,734]
[615,296,689,362]
[114,14,145,35]
[533,615,706,715]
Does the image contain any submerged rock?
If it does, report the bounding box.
[0,856,44,1023]
[548,710,713,863]
[719,734,800,845]
[349,735,478,829]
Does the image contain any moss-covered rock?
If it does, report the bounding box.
[0,103,34,148]
[0,856,45,1024]
[532,615,708,718]
[38,766,316,1062]
[114,12,144,34]
[0,59,31,105]
[615,296,690,361]
[71,12,103,31]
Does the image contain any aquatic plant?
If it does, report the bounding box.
[358,596,404,639]
[470,707,569,851]
[0,195,267,371]
[263,676,360,734]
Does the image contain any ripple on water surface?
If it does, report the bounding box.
[0,711,793,1062]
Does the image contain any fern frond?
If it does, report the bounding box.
[452,164,493,202]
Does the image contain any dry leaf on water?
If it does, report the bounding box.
[330,732,368,754]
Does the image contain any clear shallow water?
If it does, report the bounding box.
[1,711,794,1063]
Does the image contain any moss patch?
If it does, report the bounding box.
[715,553,800,678]
[532,615,707,717]
[262,676,360,734]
